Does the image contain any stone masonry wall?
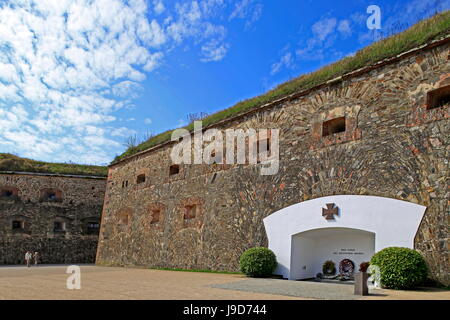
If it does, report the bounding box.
[97,40,450,285]
[0,173,106,264]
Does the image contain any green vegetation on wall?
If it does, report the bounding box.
[0,153,107,177]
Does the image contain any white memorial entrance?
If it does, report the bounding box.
[263,195,426,280]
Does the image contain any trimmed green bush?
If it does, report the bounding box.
[370,247,428,290]
[239,247,277,277]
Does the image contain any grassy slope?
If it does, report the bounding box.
[0,153,107,177]
[115,11,450,163]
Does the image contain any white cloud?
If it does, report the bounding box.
[143,52,164,71]
[0,0,164,163]
[295,16,342,61]
[0,0,233,164]
[230,0,249,19]
[272,15,355,76]
[0,83,21,102]
[167,1,227,46]
[165,1,229,62]
[139,19,167,47]
[201,0,225,16]
[312,18,337,41]
[144,118,153,125]
[229,0,263,29]
[200,39,229,62]
[0,63,19,83]
[338,20,352,37]
[403,0,450,20]
[246,3,263,29]
[112,81,143,99]
[110,127,137,138]
[153,0,165,15]
[271,52,293,75]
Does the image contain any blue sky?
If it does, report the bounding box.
[0,0,449,165]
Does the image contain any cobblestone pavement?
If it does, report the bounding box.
[0,265,448,300]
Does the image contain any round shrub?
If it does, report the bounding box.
[370,247,428,290]
[239,247,277,277]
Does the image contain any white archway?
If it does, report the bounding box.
[263,195,426,280]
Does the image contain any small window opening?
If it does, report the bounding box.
[170,164,180,176]
[12,220,23,230]
[1,190,13,197]
[427,86,450,110]
[136,174,146,184]
[184,205,197,220]
[87,222,100,234]
[322,117,346,137]
[150,209,161,224]
[53,221,65,232]
[120,214,129,225]
[47,192,57,200]
[41,189,61,202]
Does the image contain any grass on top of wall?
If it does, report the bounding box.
[0,153,108,177]
[114,11,450,163]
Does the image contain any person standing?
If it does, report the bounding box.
[25,251,32,268]
[34,252,39,266]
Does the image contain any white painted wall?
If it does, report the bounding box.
[290,228,375,280]
[263,195,426,280]
[291,236,315,279]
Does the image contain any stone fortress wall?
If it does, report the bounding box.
[0,172,106,264]
[96,38,450,285]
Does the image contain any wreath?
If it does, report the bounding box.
[322,260,336,276]
[339,259,355,277]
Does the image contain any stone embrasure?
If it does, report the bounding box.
[0,172,106,264]
[97,40,450,285]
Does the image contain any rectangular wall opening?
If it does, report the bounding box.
[184,205,197,220]
[150,209,161,224]
[136,174,146,184]
[53,221,65,232]
[12,220,24,230]
[87,222,100,234]
[322,117,346,137]
[169,164,180,176]
[427,86,450,110]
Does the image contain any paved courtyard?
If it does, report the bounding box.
[0,265,448,300]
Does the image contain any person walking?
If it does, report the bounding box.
[33,252,39,266]
[25,251,32,268]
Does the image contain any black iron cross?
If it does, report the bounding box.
[322,203,338,220]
